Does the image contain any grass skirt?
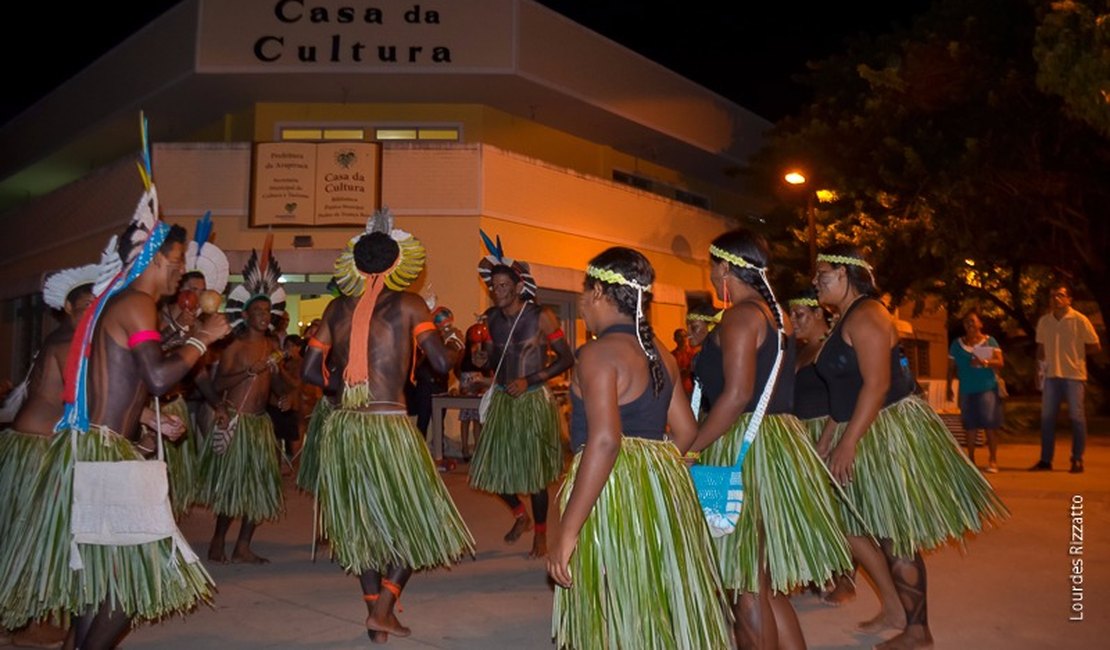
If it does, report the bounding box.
[800,416,827,446]
[552,438,732,650]
[0,429,50,539]
[295,398,333,494]
[0,429,214,628]
[197,411,284,522]
[700,413,852,594]
[161,396,198,518]
[827,395,1009,557]
[469,387,564,494]
[318,410,475,573]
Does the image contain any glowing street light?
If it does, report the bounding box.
[784,170,817,274]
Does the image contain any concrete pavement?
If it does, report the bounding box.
[4,437,1107,649]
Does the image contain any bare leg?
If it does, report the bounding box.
[366,565,413,638]
[875,541,933,650]
[986,429,999,468]
[821,564,858,605]
[231,519,269,564]
[733,590,777,649]
[529,490,549,558]
[769,590,805,650]
[850,535,906,633]
[72,601,131,650]
[359,569,386,644]
[460,420,470,458]
[208,514,232,562]
[966,429,978,466]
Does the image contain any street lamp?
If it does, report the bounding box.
[784,170,817,275]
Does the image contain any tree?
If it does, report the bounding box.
[1034,0,1110,138]
[746,0,1110,342]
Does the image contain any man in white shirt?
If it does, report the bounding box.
[1031,283,1101,473]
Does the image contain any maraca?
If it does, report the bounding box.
[176,290,198,313]
[199,290,223,314]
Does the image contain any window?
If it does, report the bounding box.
[612,170,710,209]
[280,128,367,141]
[373,126,460,142]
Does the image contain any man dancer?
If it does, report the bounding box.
[303,209,473,641]
[469,233,575,558]
[202,249,288,563]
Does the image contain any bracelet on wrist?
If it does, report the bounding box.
[184,337,207,355]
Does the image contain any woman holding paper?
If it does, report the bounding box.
[946,311,1004,472]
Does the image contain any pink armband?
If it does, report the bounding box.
[128,330,162,349]
[547,328,565,342]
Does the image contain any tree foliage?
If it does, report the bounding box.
[1034,0,1110,137]
[746,0,1110,340]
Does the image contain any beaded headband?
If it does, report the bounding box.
[585,265,653,293]
[788,297,820,309]
[709,244,766,271]
[686,311,722,323]
[816,253,873,272]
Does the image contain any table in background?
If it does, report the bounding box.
[429,393,481,460]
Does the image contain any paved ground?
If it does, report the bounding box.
[4,436,1108,649]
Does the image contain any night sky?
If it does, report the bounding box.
[3,0,931,125]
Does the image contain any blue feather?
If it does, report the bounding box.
[479,229,503,260]
[194,211,213,254]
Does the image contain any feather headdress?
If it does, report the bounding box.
[42,264,100,310]
[476,230,536,301]
[225,235,286,331]
[336,208,426,408]
[333,207,425,297]
[58,112,171,433]
[184,211,229,294]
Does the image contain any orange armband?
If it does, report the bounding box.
[307,337,330,353]
[413,321,436,337]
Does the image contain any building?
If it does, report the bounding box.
[0,0,773,380]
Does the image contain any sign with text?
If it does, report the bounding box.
[252,142,380,226]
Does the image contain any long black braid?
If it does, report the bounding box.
[710,229,785,335]
[586,247,665,396]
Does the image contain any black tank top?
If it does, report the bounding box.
[814,296,916,422]
[691,308,795,415]
[569,324,672,452]
[793,363,830,420]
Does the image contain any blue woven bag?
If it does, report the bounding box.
[690,326,784,538]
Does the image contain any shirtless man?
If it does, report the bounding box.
[76,223,230,649]
[303,223,473,642]
[206,297,288,564]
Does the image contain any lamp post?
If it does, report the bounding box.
[784,171,817,275]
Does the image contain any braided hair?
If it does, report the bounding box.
[709,229,785,334]
[585,247,665,396]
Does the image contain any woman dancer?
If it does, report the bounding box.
[813,244,1008,649]
[689,229,851,649]
[549,247,730,649]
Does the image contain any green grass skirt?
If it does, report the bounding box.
[161,396,198,518]
[197,411,284,522]
[552,438,732,650]
[0,429,214,628]
[0,429,49,539]
[827,395,1009,557]
[700,413,853,595]
[800,416,827,446]
[469,388,564,494]
[318,410,475,573]
[295,398,333,494]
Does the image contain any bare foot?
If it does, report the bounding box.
[366,612,411,638]
[821,576,856,606]
[366,629,388,644]
[504,515,533,544]
[208,544,228,563]
[529,532,548,558]
[859,610,906,634]
[231,548,271,564]
[874,625,933,650]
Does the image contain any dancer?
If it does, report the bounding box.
[549,247,731,649]
[813,244,1009,650]
[0,128,230,648]
[200,247,288,564]
[688,229,852,649]
[302,209,474,642]
[470,232,575,558]
[946,311,1004,472]
[0,265,96,647]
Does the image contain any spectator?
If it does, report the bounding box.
[946,312,1003,473]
